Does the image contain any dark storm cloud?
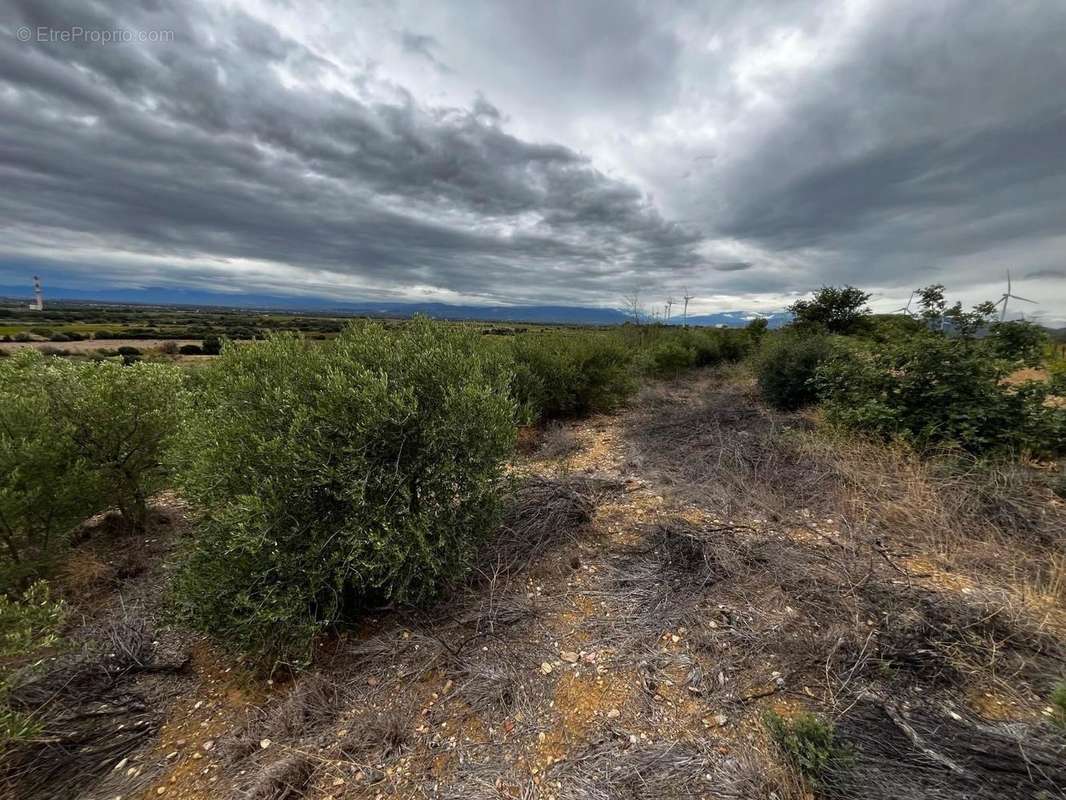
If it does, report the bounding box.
[0,0,699,303]
[697,0,1066,305]
[1,0,1065,317]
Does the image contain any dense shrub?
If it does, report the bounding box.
[201,335,222,355]
[0,352,98,588]
[672,328,732,367]
[178,344,203,355]
[49,359,184,532]
[717,327,754,362]
[788,285,871,335]
[509,332,636,422]
[647,338,696,377]
[815,332,1066,456]
[0,353,183,589]
[986,320,1047,365]
[746,317,769,339]
[170,319,516,663]
[756,333,835,410]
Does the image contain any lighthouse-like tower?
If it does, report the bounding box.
[29,276,43,312]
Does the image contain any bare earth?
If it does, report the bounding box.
[0,338,203,353]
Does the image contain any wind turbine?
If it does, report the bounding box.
[996,270,1036,321]
[891,291,916,317]
[665,297,674,323]
[682,288,694,326]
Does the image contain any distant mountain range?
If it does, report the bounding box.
[0,284,792,327]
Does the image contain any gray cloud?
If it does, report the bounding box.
[1,0,1065,320]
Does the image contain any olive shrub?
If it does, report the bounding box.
[169,319,516,663]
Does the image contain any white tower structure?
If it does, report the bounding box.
[29,276,43,311]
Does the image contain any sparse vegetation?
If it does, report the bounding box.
[765,711,851,789]
[1052,681,1066,726]
[0,580,65,658]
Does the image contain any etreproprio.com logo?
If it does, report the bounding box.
[15,25,175,44]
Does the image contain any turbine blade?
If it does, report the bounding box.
[1010,294,1037,304]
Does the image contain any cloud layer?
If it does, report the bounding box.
[2,0,1065,321]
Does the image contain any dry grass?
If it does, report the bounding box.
[0,615,190,800]
[537,421,584,461]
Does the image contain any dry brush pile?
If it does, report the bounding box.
[615,372,1066,798]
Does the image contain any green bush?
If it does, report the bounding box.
[815,332,1065,456]
[170,319,516,664]
[675,328,731,367]
[756,332,835,410]
[178,344,203,355]
[746,317,769,339]
[0,352,98,588]
[765,711,852,788]
[201,335,222,355]
[509,332,636,422]
[987,320,1047,365]
[648,339,696,377]
[49,359,184,532]
[716,327,754,362]
[0,352,183,589]
[788,285,871,335]
[0,581,65,657]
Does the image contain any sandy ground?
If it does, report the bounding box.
[0,338,205,353]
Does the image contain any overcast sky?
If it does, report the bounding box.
[2,0,1065,321]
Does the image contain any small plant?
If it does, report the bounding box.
[0,706,42,752]
[765,710,852,788]
[0,581,66,657]
[1052,681,1066,727]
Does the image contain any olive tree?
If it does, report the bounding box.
[170,318,516,664]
